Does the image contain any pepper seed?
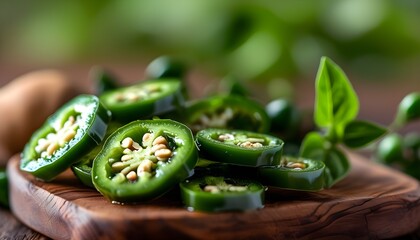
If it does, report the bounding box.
[152,136,168,146]
[155,149,172,161]
[121,137,134,148]
[126,171,137,181]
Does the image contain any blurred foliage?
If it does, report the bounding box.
[0,0,420,83]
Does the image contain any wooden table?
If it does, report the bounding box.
[1,65,419,239]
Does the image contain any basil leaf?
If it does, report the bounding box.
[323,147,350,188]
[299,131,326,161]
[343,120,387,148]
[314,57,359,138]
[300,132,350,188]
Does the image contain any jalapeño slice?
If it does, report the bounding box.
[72,122,123,188]
[100,79,185,122]
[180,176,265,212]
[258,156,326,191]
[92,119,198,203]
[20,95,111,181]
[196,128,284,167]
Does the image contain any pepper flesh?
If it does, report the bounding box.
[20,95,111,181]
[72,122,122,188]
[258,156,326,191]
[196,128,284,167]
[186,95,270,133]
[92,119,198,203]
[180,176,265,212]
[99,79,185,122]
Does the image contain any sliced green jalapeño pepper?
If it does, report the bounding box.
[92,119,198,203]
[0,168,8,207]
[99,79,185,122]
[196,128,284,167]
[21,95,111,181]
[258,157,326,191]
[72,122,123,188]
[180,176,265,212]
[186,95,270,133]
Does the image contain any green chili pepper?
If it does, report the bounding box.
[180,176,265,212]
[0,168,8,207]
[376,133,404,164]
[258,156,326,191]
[186,95,270,133]
[196,128,284,167]
[72,122,123,188]
[394,92,420,127]
[20,95,111,181]
[92,119,198,203]
[100,79,185,122]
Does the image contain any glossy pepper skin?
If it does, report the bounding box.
[258,157,326,191]
[72,122,122,188]
[20,95,111,181]
[0,168,8,207]
[186,95,270,133]
[196,128,284,167]
[92,119,198,203]
[99,79,185,122]
[180,176,265,212]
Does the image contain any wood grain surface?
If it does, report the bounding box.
[7,152,420,240]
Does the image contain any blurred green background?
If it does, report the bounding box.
[0,0,419,94]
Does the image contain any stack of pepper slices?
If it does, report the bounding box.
[20,60,327,212]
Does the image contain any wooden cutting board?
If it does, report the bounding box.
[7,153,420,240]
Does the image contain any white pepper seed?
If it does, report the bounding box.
[239,141,263,148]
[62,129,76,143]
[126,171,137,181]
[218,134,234,142]
[36,139,50,153]
[228,186,247,192]
[123,148,132,155]
[287,162,306,169]
[142,133,154,146]
[204,185,220,193]
[132,141,142,150]
[121,137,134,149]
[137,159,154,174]
[152,136,168,146]
[126,92,139,101]
[46,142,58,156]
[121,154,133,162]
[112,162,125,172]
[151,144,167,153]
[155,149,172,161]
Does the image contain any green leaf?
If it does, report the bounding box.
[323,148,350,187]
[300,132,350,188]
[343,120,387,148]
[314,57,359,139]
[394,92,420,128]
[299,131,326,161]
